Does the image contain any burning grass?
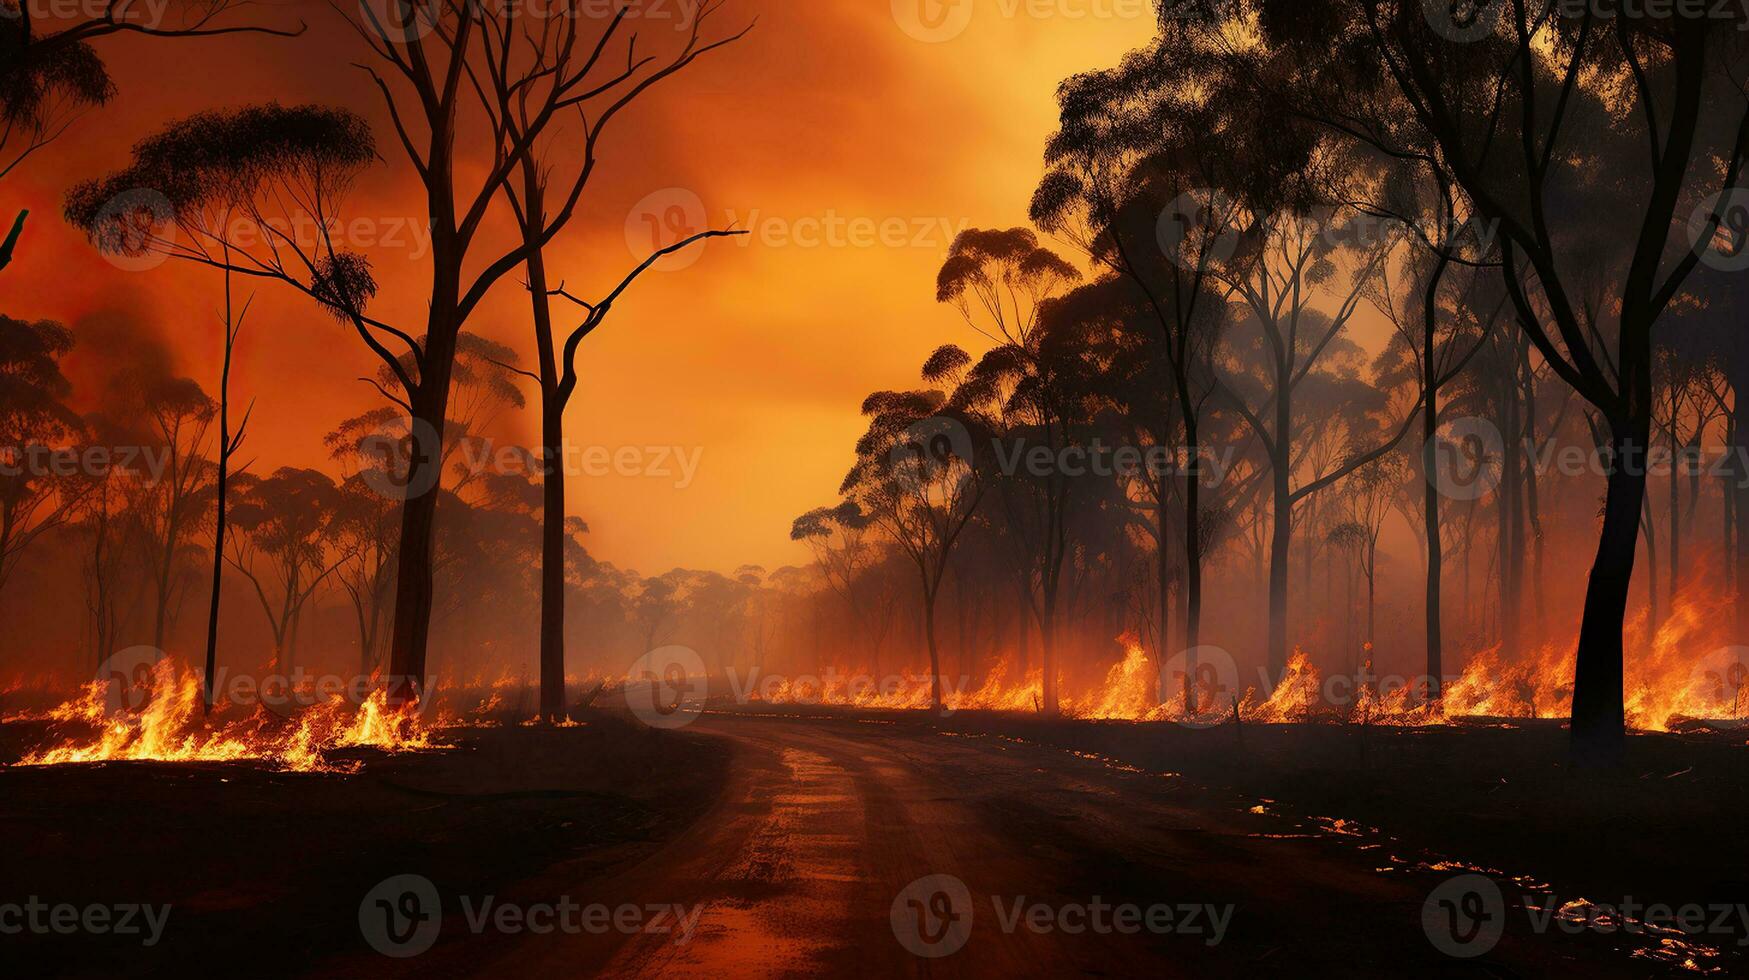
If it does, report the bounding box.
[11,588,1743,774]
[749,587,1749,733]
[0,720,730,977]
[11,659,440,773]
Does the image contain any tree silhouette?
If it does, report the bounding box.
[226,467,345,689]
[633,575,683,652]
[63,101,367,702]
[481,0,749,719]
[0,0,302,274]
[201,282,253,711]
[1032,42,1231,677]
[127,374,216,652]
[1370,240,1502,698]
[1238,0,1749,764]
[323,0,749,703]
[0,314,83,595]
[1337,453,1411,653]
[1028,37,1424,689]
[325,472,399,677]
[511,222,743,717]
[840,378,987,712]
[791,502,880,670]
[70,460,123,666]
[935,228,1081,714]
[1216,207,1414,684]
[64,100,379,681]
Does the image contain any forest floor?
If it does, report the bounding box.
[0,715,730,978]
[3,705,1745,977]
[696,704,1749,976]
[914,707,1749,916]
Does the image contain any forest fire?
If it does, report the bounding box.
[13,660,438,773]
[15,586,1744,775]
[751,588,1748,733]
[11,0,1749,974]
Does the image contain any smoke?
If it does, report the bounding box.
[59,303,186,446]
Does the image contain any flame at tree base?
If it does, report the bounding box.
[14,659,442,773]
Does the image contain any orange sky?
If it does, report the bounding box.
[2,1,1160,574]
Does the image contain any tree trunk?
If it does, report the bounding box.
[355,597,377,678]
[1422,289,1444,701]
[1499,372,1524,656]
[384,300,458,703]
[1266,450,1293,684]
[1525,450,1546,637]
[521,202,569,723]
[153,554,173,652]
[1342,554,1355,670]
[924,590,943,713]
[89,496,114,665]
[1365,547,1377,649]
[1641,491,1659,644]
[1520,339,1547,638]
[1461,499,1476,640]
[1736,409,1749,643]
[1040,605,1058,716]
[955,570,970,686]
[386,478,439,700]
[1570,419,1650,768]
[203,458,229,709]
[1668,417,1681,615]
[1182,415,1204,696]
[538,402,567,721]
[1156,468,1174,706]
[203,266,240,714]
[1725,413,1738,600]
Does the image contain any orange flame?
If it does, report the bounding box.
[14,659,439,773]
[747,584,1748,732]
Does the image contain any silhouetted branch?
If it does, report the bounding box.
[555,227,745,404]
[483,356,542,387]
[359,377,413,414]
[0,210,24,273]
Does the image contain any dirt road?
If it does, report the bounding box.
[373,711,1704,978]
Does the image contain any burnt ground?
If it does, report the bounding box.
[924,709,1749,918]
[3,705,1747,977]
[0,716,729,979]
